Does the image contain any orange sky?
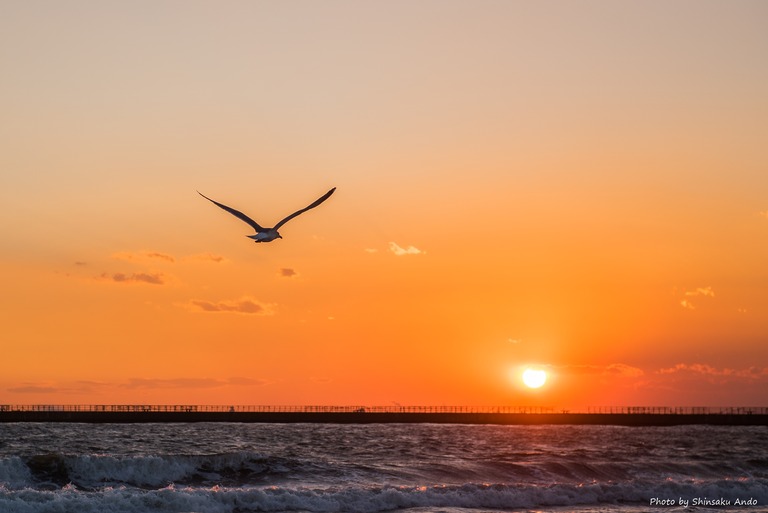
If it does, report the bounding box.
[1,1,767,408]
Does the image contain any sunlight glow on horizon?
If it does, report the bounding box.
[522,369,548,389]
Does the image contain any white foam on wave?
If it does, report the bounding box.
[0,458,31,489]
[0,479,766,513]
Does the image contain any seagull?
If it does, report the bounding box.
[198,187,336,243]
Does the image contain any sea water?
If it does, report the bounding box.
[0,423,766,513]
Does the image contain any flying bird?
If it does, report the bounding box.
[198,187,336,243]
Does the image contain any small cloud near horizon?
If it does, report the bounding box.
[389,242,424,256]
[658,363,768,382]
[7,377,270,394]
[7,380,105,394]
[604,363,645,378]
[279,268,298,278]
[7,384,58,394]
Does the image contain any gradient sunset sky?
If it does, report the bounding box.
[2,1,767,408]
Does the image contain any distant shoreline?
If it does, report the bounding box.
[1,410,766,425]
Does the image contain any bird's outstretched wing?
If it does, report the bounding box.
[198,191,265,232]
[273,187,336,230]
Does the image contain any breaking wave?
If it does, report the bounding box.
[1,452,330,490]
[0,480,766,513]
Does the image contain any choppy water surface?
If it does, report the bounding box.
[0,423,766,512]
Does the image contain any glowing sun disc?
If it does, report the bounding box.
[522,369,547,388]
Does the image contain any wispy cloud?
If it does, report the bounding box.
[186,297,276,315]
[7,377,270,394]
[100,272,166,285]
[7,380,106,394]
[685,286,715,297]
[112,250,229,264]
[121,378,227,389]
[121,377,270,389]
[75,250,225,287]
[389,242,424,256]
[186,253,227,263]
[557,363,644,378]
[101,251,174,285]
[679,286,714,309]
[604,363,645,378]
[112,251,176,263]
[759,210,768,219]
[146,252,175,263]
[279,268,298,278]
[111,250,228,264]
[658,363,768,382]
[7,384,58,394]
[227,377,271,386]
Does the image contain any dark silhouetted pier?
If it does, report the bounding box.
[1,405,766,425]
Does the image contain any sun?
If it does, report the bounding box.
[522,368,547,389]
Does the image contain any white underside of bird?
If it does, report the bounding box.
[247,231,281,243]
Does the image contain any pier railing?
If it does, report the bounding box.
[583,406,767,415]
[0,405,766,415]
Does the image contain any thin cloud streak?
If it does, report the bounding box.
[7,377,271,394]
[111,251,228,264]
[100,272,166,285]
[112,251,176,263]
[185,253,227,263]
[121,377,271,389]
[186,297,276,315]
[7,385,58,394]
[555,363,645,378]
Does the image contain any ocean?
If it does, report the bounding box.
[0,422,765,513]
